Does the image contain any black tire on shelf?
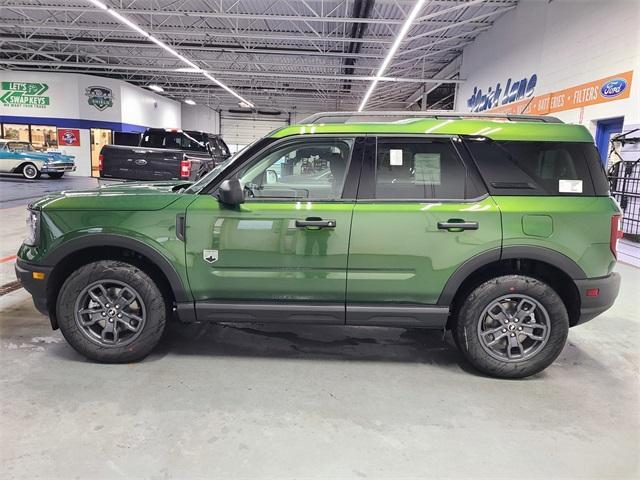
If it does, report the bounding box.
[22,163,41,180]
[454,275,569,379]
[47,172,64,179]
[56,260,168,363]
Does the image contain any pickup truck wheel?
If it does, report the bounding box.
[454,275,569,379]
[22,163,41,180]
[56,260,167,363]
[47,172,64,179]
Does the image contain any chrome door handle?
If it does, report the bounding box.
[295,219,336,228]
[437,220,479,231]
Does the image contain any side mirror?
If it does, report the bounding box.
[217,178,245,206]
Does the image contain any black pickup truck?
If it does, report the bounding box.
[99,128,230,181]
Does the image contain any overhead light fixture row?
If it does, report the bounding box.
[358,0,426,112]
[86,0,255,108]
[184,99,196,105]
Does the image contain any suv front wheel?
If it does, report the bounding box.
[454,275,569,378]
[57,260,168,363]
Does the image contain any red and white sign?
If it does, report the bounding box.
[57,128,81,146]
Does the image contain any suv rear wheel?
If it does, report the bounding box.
[454,275,569,378]
[57,260,168,363]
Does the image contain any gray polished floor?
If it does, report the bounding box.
[1,262,638,479]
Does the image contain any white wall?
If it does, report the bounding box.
[0,71,180,127]
[455,0,640,130]
[181,104,220,133]
[120,82,180,129]
[62,129,92,177]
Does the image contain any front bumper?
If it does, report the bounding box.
[574,272,621,325]
[42,163,76,173]
[15,258,53,321]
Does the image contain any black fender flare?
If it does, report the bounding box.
[43,234,190,302]
[437,245,586,305]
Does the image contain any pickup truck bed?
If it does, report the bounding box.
[99,145,211,181]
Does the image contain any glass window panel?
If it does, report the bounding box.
[237,139,354,200]
[30,125,58,151]
[2,124,30,142]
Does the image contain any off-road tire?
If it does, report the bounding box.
[57,260,168,363]
[454,275,569,378]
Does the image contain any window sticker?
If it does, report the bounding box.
[558,179,583,193]
[390,149,403,166]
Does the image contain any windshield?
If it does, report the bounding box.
[184,137,274,194]
[8,142,34,152]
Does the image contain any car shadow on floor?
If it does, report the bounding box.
[143,320,482,375]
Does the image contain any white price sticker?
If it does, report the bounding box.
[390,149,403,166]
[559,179,583,193]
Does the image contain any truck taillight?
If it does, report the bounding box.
[98,154,104,172]
[180,159,192,179]
[610,214,623,258]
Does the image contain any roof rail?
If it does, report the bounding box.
[299,111,564,124]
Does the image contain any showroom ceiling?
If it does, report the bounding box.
[0,0,518,112]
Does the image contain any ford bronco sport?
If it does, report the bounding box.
[15,112,622,378]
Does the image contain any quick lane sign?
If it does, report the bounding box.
[0,82,50,108]
[486,71,633,115]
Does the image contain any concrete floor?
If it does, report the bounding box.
[0,264,638,479]
[1,176,639,478]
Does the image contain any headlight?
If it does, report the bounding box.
[25,209,40,246]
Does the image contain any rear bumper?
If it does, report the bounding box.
[15,258,53,322]
[574,272,621,325]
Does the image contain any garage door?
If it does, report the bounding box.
[221,117,287,151]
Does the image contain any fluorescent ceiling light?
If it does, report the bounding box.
[86,0,255,108]
[358,0,426,112]
[174,67,201,73]
[184,99,196,105]
[148,84,164,93]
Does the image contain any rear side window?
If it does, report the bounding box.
[141,131,207,152]
[373,138,478,200]
[464,140,609,196]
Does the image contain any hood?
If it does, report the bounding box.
[29,180,193,211]
[46,151,75,163]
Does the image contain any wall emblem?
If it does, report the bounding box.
[85,86,113,111]
[600,78,627,98]
[58,128,81,146]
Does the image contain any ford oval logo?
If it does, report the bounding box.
[601,78,627,98]
[134,159,148,166]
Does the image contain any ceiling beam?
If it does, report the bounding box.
[0,59,464,84]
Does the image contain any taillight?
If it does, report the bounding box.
[180,159,192,179]
[98,154,104,173]
[610,214,623,258]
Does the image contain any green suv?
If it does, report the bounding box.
[16,112,622,378]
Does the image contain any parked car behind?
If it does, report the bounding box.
[0,139,76,179]
[99,128,230,181]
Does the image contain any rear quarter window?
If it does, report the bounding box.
[464,140,609,196]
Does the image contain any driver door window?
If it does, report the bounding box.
[237,138,354,200]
